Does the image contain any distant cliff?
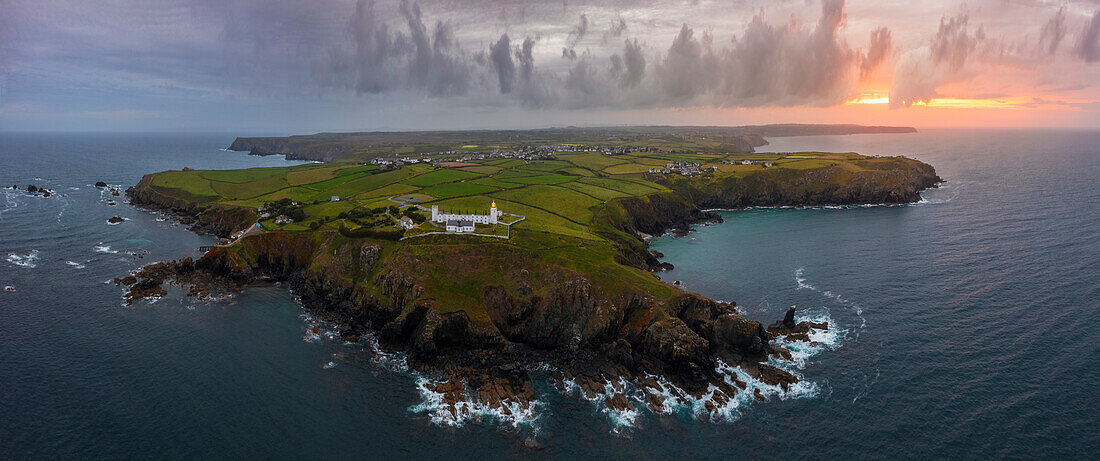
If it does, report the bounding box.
[226,124,914,163]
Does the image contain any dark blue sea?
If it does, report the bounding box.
[1,130,1097,459]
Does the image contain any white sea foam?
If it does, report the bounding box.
[66,260,86,269]
[768,309,846,369]
[409,376,543,429]
[7,250,39,268]
[93,244,118,254]
[322,361,338,369]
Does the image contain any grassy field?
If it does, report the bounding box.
[144,150,884,238]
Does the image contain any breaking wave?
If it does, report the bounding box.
[66,260,86,269]
[7,250,39,268]
[93,244,118,254]
[409,376,544,429]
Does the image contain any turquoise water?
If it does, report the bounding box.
[1,130,1098,458]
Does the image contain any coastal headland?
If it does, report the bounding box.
[123,126,939,424]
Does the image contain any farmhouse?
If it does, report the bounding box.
[431,201,500,226]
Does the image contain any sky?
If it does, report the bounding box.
[1,0,1099,133]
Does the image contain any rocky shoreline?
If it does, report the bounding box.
[120,158,940,425]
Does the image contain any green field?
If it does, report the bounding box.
[402,168,483,187]
[143,150,887,238]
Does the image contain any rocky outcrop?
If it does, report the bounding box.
[766,305,829,343]
[126,176,255,238]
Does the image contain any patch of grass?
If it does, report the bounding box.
[252,186,321,204]
[559,181,629,201]
[493,185,599,224]
[578,177,663,195]
[324,168,419,198]
[150,171,219,201]
[470,177,523,189]
[350,182,420,201]
[420,182,498,199]
[458,165,502,175]
[402,168,483,187]
[555,167,596,177]
[498,173,577,185]
[199,167,287,184]
[603,163,656,175]
[209,174,289,200]
[285,165,347,185]
[558,152,627,170]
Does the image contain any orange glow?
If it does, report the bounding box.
[845,94,1087,111]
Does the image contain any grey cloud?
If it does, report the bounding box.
[567,14,590,47]
[890,11,986,107]
[1039,8,1067,55]
[861,27,892,79]
[489,34,515,93]
[562,14,589,61]
[609,38,646,88]
[603,16,628,43]
[399,1,468,96]
[1077,10,1100,62]
[930,14,984,71]
[517,37,536,81]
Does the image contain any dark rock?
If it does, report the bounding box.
[26,185,37,193]
[107,216,126,224]
[604,393,634,412]
[781,305,797,329]
[95,181,108,187]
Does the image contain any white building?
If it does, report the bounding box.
[331,196,340,201]
[397,216,416,229]
[445,220,475,233]
[431,201,499,226]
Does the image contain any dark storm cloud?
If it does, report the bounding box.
[1076,10,1100,62]
[1039,8,1067,55]
[489,34,516,93]
[562,14,589,60]
[609,38,646,88]
[326,0,875,108]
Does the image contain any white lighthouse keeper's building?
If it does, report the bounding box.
[431,201,499,226]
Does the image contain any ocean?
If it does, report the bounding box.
[1,130,1097,459]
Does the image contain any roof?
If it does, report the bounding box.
[446,219,474,227]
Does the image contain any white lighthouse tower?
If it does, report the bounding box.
[489,201,498,224]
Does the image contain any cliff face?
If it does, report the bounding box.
[126,175,255,238]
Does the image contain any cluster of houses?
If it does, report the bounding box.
[721,159,774,167]
[367,144,667,168]
[648,161,717,176]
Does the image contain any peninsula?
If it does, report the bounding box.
[123,127,939,422]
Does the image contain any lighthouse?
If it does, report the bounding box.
[490,201,498,224]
